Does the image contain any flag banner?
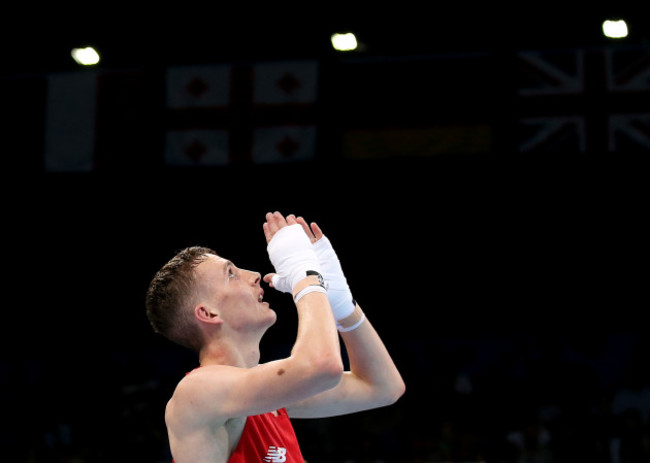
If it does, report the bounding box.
[518,49,585,96]
[165,65,231,109]
[252,125,317,163]
[252,60,319,105]
[518,116,586,153]
[517,45,650,153]
[342,125,492,159]
[608,113,650,151]
[165,129,229,166]
[44,71,98,172]
[164,60,319,165]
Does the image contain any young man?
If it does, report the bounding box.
[145,211,405,462]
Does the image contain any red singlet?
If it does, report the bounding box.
[228,408,304,462]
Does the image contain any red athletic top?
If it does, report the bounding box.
[228,408,304,462]
[172,408,304,462]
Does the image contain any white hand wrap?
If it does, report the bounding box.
[267,224,321,294]
[293,284,327,304]
[313,235,356,321]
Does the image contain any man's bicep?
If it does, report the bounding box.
[170,361,329,422]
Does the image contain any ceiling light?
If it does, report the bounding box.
[602,19,628,39]
[71,47,100,66]
[331,33,358,52]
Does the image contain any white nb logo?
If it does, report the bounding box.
[263,445,287,462]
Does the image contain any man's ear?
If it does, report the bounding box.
[194,304,224,326]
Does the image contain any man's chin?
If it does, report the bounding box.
[261,309,277,328]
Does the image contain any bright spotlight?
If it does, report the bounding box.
[331,32,358,52]
[71,47,100,65]
[602,19,628,39]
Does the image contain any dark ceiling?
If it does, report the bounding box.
[2,2,648,75]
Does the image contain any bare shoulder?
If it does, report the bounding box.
[166,365,238,431]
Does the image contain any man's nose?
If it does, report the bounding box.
[248,270,261,286]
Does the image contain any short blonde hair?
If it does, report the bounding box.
[145,246,216,351]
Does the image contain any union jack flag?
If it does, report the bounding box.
[517,45,650,153]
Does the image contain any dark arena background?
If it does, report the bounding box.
[2,3,648,462]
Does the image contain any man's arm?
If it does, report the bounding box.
[286,303,405,418]
[285,217,405,418]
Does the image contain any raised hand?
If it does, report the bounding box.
[263,212,320,294]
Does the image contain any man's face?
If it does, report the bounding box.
[194,254,276,331]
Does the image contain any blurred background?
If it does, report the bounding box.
[2,2,649,462]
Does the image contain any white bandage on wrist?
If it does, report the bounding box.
[267,224,321,294]
[312,235,356,320]
[336,305,366,332]
[293,284,327,304]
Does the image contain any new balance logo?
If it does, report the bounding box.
[263,445,287,462]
